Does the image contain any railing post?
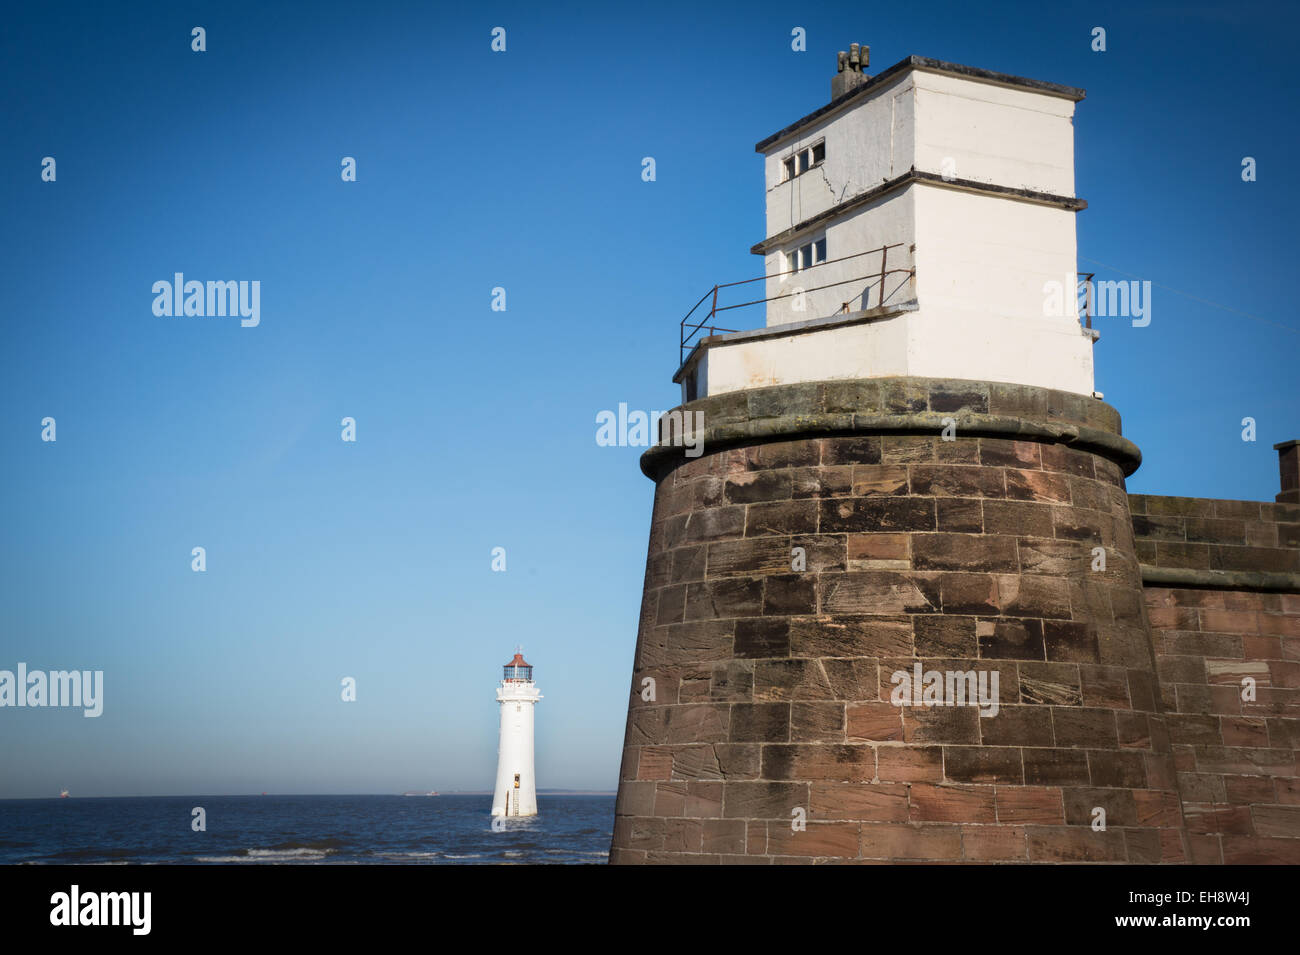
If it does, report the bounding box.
[878,245,888,308]
[1077,272,1094,330]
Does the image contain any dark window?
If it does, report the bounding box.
[782,142,825,183]
[788,238,826,275]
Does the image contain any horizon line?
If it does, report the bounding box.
[0,789,618,800]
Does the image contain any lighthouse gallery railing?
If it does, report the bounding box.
[679,247,1098,365]
[679,243,915,365]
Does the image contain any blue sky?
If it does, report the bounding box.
[1,0,1296,797]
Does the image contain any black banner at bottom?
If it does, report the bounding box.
[0,863,1275,942]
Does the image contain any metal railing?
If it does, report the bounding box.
[679,242,915,364]
[1078,272,1095,329]
[678,254,1096,364]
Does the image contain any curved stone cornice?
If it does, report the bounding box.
[640,377,1141,480]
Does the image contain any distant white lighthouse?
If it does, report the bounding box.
[491,650,542,818]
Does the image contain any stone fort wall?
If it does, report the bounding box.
[608,378,1300,864]
[1133,494,1300,863]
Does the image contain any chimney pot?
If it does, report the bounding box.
[831,43,871,100]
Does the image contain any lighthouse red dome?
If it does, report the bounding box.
[502,652,533,682]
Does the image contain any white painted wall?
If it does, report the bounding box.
[761,67,1077,234]
[690,61,1096,398]
[910,70,1076,196]
[762,189,916,328]
[908,185,1093,393]
[491,679,542,817]
[696,318,911,395]
[763,73,914,236]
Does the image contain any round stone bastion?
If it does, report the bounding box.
[609,376,1187,864]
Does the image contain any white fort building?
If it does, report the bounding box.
[491,651,542,818]
[677,46,1098,402]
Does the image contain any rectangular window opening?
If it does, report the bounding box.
[782,141,825,184]
[787,237,827,276]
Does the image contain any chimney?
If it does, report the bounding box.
[832,43,870,100]
[1276,440,1300,504]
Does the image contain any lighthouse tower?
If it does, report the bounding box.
[491,650,542,818]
